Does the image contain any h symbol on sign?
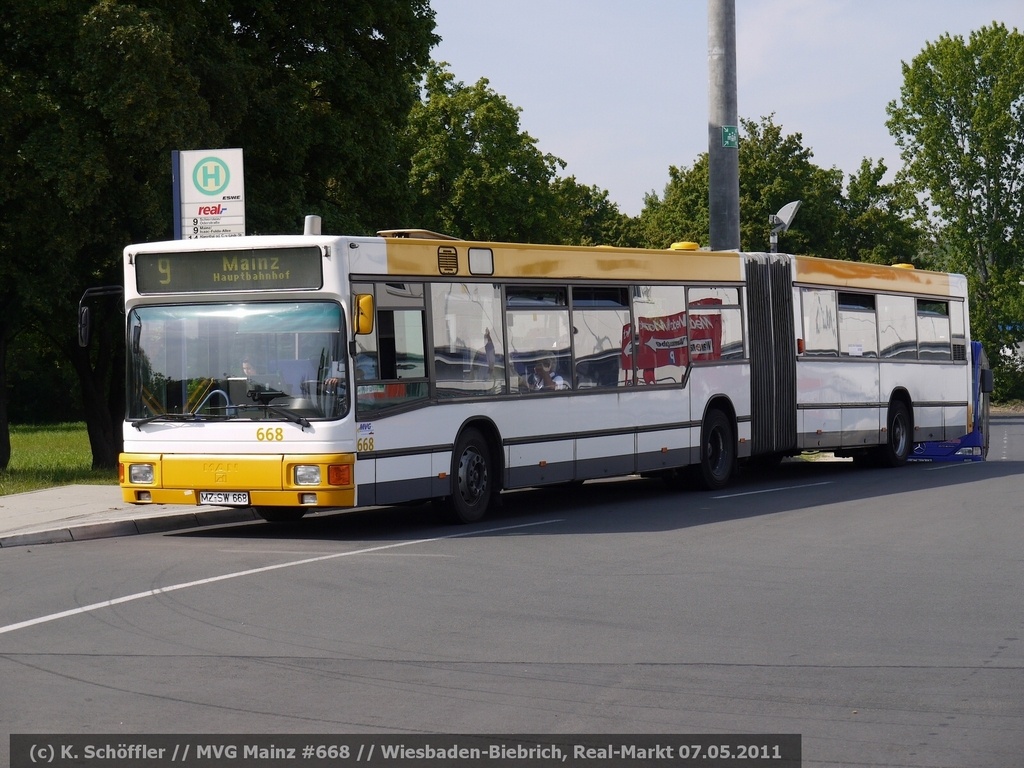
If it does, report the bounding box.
[201,164,223,188]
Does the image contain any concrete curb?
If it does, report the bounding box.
[0,507,260,548]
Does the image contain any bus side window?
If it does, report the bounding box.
[375,309,425,380]
[838,292,878,358]
[573,307,629,388]
[354,282,428,414]
[571,286,631,388]
[506,286,572,391]
[801,288,839,357]
[431,282,506,397]
[631,285,687,384]
[878,295,917,359]
[917,299,951,360]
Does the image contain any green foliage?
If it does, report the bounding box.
[736,116,845,255]
[636,115,923,260]
[400,63,636,247]
[404,63,565,241]
[0,424,115,496]
[887,22,1024,393]
[842,159,924,265]
[548,177,637,247]
[635,160,711,249]
[992,354,1024,402]
[4,4,1023,471]
[7,330,82,425]
[0,1,438,467]
[228,1,439,234]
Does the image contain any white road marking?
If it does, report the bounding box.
[713,481,832,499]
[0,519,562,636]
[923,461,982,471]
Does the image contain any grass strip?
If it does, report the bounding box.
[0,423,116,496]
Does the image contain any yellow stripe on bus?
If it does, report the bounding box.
[794,255,953,296]
[384,239,744,283]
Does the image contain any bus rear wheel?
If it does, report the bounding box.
[445,428,493,524]
[878,401,911,467]
[254,506,308,523]
[698,409,736,490]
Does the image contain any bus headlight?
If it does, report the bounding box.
[294,465,321,486]
[955,446,982,456]
[129,464,155,484]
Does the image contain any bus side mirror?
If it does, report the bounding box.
[78,306,91,348]
[355,294,374,335]
[980,368,994,394]
[77,284,122,348]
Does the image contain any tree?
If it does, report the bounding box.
[0,1,437,468]
[886,23,1024,378]
[841,158,924,265]
[404,64,565,242]
[637,115,922,263]
[549,177,636,247]
[638,116,844,254]
[227,1,438,235]
[735,116,845,255]
[635,159,711,250]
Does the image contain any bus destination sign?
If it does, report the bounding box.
[135,247,323,294]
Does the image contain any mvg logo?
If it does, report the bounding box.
[196,744,236,759]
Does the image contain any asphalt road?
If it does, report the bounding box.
[2,416,1023,768]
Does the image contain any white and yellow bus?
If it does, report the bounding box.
[99,221,990,523]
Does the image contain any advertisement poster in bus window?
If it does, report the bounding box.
[621,301,725,382]
[688,298,724,361]
[623,311,688,384]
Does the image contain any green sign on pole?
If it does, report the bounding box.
[722,126,739,148]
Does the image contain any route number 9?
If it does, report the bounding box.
[158,257,172,285]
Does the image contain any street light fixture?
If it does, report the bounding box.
[769,200,801,253]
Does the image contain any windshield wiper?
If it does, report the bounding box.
[130,412,209,429]
[232,403,311,429]
[133,406,309,429]
[132,393,312,431]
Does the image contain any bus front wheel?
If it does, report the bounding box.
[446,428,493,524]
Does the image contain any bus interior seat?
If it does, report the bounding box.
[274,359,316,395]
[226,377,249,404]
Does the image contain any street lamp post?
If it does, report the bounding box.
[769,200,801,253]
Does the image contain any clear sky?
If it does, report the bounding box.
[428,0,1023,216]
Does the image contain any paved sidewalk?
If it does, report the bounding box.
[0,485,258,548]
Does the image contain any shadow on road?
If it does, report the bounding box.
[175,430,1023,544]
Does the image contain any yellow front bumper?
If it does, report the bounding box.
[119,453,357,509]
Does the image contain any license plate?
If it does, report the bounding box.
[199,491,251,506]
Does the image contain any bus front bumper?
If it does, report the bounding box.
[119,453,357,509]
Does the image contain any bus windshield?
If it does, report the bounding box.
[126,301,348,422]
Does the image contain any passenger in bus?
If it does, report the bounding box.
[530,355,571,391]
[241,358,257,377]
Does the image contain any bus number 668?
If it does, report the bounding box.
[256,427,285,442]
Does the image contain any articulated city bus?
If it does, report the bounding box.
[91,219,990,523]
